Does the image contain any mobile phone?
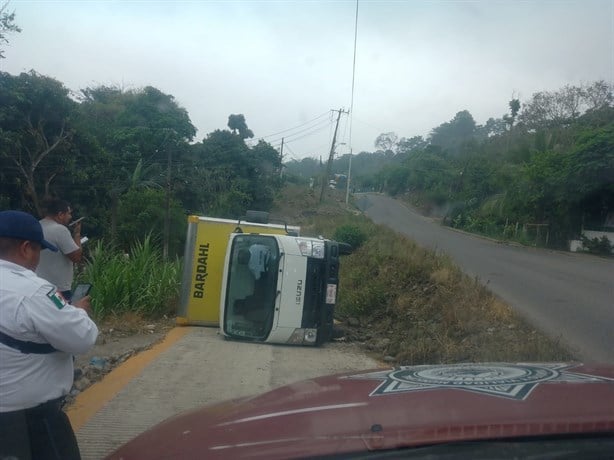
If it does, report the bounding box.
[72,283,92,302]
[69,217,85,227]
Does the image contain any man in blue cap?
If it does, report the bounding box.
[0,210,98,460]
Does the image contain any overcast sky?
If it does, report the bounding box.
[3,0,613,160]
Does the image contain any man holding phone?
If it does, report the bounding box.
[36,199,83,301]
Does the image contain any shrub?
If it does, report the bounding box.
[581,235,613,255]
[332,224,368,250]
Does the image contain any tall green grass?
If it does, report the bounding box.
[77,235,181,319]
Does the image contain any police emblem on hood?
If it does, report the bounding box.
[347,363,614,400]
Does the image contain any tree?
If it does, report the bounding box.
[564,121,614,226]
[374,132,398,153]
[475,117,507,140]
[75,84,196,249]
[396,136,426,155]
[107,158,162,240]
[284,157,321,180]
[583,80,613,112]
[0,71,76,214]
[244,139,281,209]
[227,113,254,139]
[116,188,186,257]
[181,128,279,217]
[78,85,196,155]
[379,164,409,196]
[503,98,521,131]
[429,110,477,155]
[518,82,612,130]
[0,1,21,59]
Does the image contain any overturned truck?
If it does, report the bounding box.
[177,212,343,346]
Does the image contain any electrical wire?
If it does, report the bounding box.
[272,122,333,145]
[264,117,333,145]
[257,110,332,140]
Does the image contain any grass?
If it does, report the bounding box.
[76,235,181,319]
[273,185,574,364]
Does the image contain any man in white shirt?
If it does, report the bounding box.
[36,199,83,300]
[0,210,98,460]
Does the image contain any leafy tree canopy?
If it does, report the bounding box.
[429,110,477,155]
[374,132,398,153]
[0,71,77,213]
[227,113,254,139]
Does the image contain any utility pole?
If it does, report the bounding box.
[345,148,352,205]
[279,137,284,178]
[320,108,348,203]
[163,141,171,260]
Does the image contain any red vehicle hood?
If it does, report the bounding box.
[108,362,614,459]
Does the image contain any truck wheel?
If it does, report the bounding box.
[338,242,353,255]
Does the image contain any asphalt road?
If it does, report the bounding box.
[355,193,614,364]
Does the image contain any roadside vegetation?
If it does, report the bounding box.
[276,185,573,364]
[286,82,613,253]
[75,236,181,319]
[72,182,573,363]
[1,65,601,361]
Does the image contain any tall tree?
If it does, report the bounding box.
[396,136,426,154]
[503,98,521,131]
[227,113,254,139]
[583,80,613,111]
[429,110,477,155]
[518,82,612,130]
[0,71,76,214]
[374,132,398,153]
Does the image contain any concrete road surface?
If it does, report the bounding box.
[356,193,614,364]
[70,327,380,459]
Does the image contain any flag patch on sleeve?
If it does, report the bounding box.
[47,289,68,310]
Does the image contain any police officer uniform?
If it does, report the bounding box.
[0,211,98,460]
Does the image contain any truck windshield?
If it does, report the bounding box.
[223,235,280,340]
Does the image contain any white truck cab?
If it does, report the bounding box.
[220,232,340,346]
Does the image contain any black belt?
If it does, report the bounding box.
[27,396,66,413]
[1,396,67,418]
[0,330,58,354]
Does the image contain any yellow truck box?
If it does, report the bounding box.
[177,215,299,326]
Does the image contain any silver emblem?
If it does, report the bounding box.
[348,363,614,400]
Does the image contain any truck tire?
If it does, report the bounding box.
[338,242,353,255]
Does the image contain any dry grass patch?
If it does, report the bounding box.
[273,185,573,365]
[336,221,573,364]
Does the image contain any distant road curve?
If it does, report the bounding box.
[355,193,614,364]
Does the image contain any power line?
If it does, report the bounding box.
[271,122,333,145]
[257,110,332,140]
[260,117,333,145]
